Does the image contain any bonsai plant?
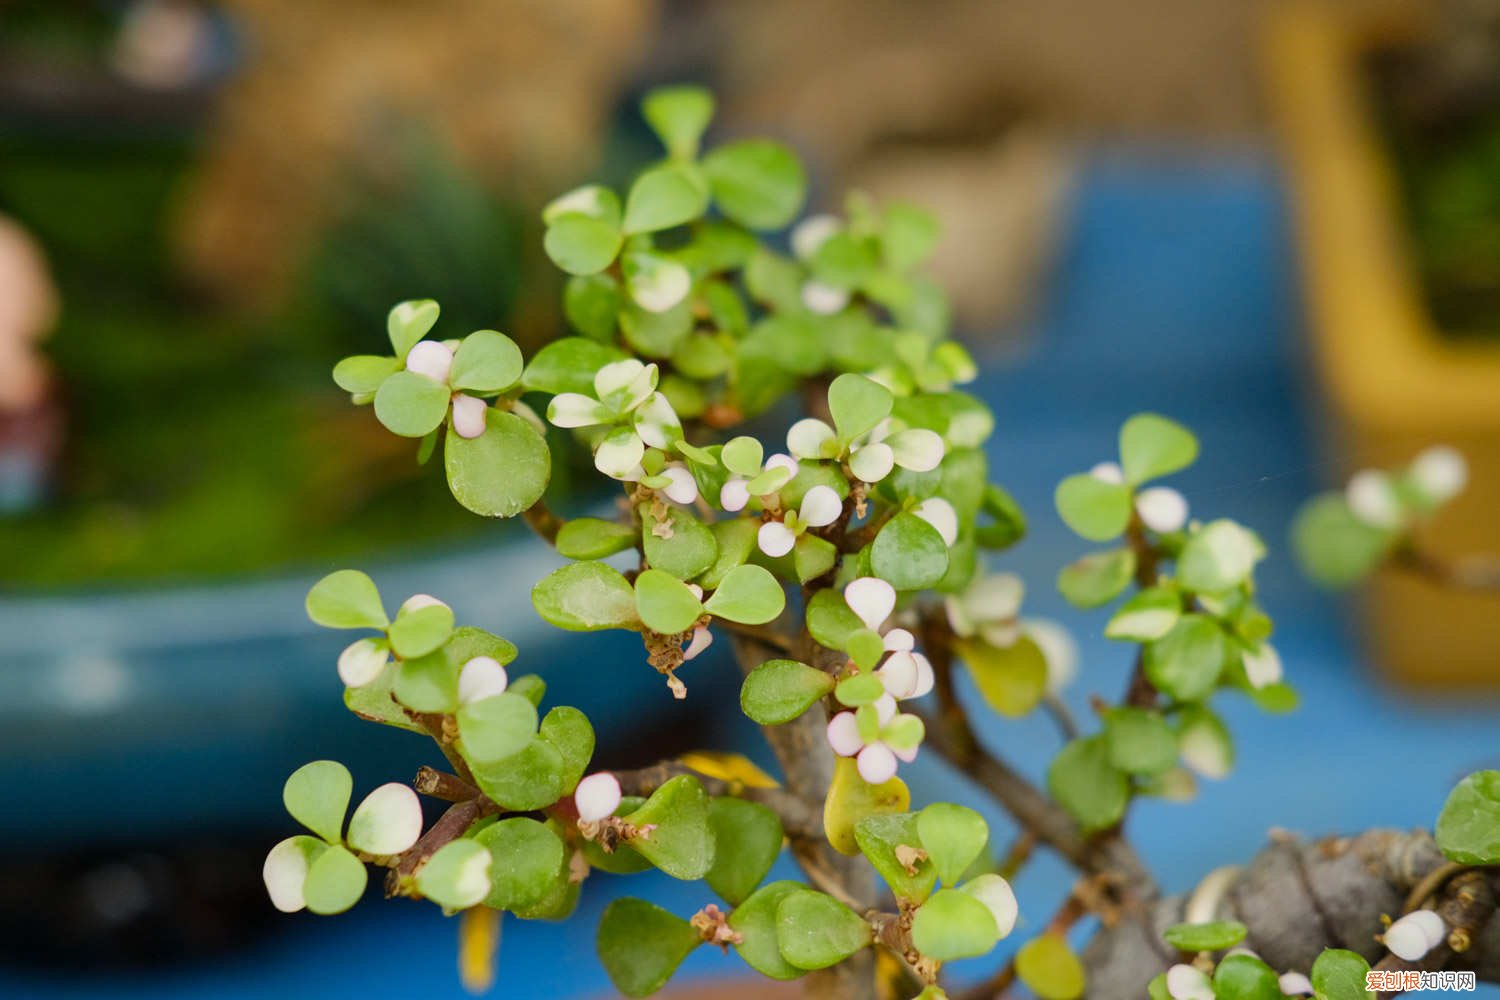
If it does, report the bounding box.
[1265,1,1500,686]
[263,86,1500,999]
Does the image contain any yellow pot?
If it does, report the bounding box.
[1264,2,1500,686]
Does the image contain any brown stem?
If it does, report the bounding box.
[521,498,563,546]
[386,798,486,896]
[731,633,878,1000]
[413,766,480,803]
[1394,546,1500,594]
[714,618,800,656]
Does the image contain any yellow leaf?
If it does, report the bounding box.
[1016,932,1086,1000]
[958,637,1047,718]
[458,905,501,994]
[678,750,780,789]
[824,756,910,855]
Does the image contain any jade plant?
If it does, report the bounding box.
[264,86,1500,999]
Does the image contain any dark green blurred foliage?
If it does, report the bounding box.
[299,136,525,356]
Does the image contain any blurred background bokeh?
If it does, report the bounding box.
[3,0,1500,997]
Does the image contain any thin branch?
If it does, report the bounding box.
[385,798,487,895]
[918,607,1157,900]
[1394,546,1500,594]
[1042,693,1081,742]
[521,498,563,546]
[714,618,800,656]
[413,766,480,803]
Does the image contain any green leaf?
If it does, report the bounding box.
[1015,933,1086,1000]
[642,85,715,159]
[807,588,863,651]
[333,355,399,395]
[1311,949,1375,1000]
[827,373,893,442]
[450,330,523,393]
[794,533,839,583]
[539,706,595,792]
[623,250,691,312]
[705,564,785,624]
[1057,548,1136,608]
[532,561,639,632]
[394,626,515,714]
[283,760,352,844]
[916,803,989,886]
[1163,919,1247,952]
[621,775,715,880]
[623,163,708,235]
[1119,413,1198,485]
[729,881,805,980]
[704,139,807,230]
[1148,973,1172,1000]
[564,274,620,341]
[445,409,551,518]
[1436,770,1500,864]
[306,570,387,629]
[835,673,885,707]
[374,369,451,437]
[741,659,834,725]
[302,845,367,915]
[1292,494,1396,588]
[634,568,705,635]
[343,662,425,733]
[911,889,1000,961]
[522,336,627,395]
[1250,681,1300,714]
[474,817,566,912]
[1212,953,1282,1000]
[620,296,693,358]
[543,184,622,227]
[544,214,624,276]
[457,692,539,765]
[597,898,702,998]
[387,603,455,659]
[387,299,439,359]
[1102,707,1178,776]
[416,839,492,910]
[1054,474,1133,541]
[846,629,886,671]
[854,813,938,903]
[509,673,546,707]
[871,513,949,591]
[977,483,1027,550]
[706,798,783,905]
[775,890,872,970]
[1047,736,1128,833]
[1105,586,1182,641]
[1176,704,1234,779]
[700,519,758,590]
[642,506,718,581]
[470,738,566,811]
[958,637,1048,718]
[877,202,939,271]
[1178,520,1265,594]
[1144,614,1230,702]
[556,517,637,560]
[810,231,878,288]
